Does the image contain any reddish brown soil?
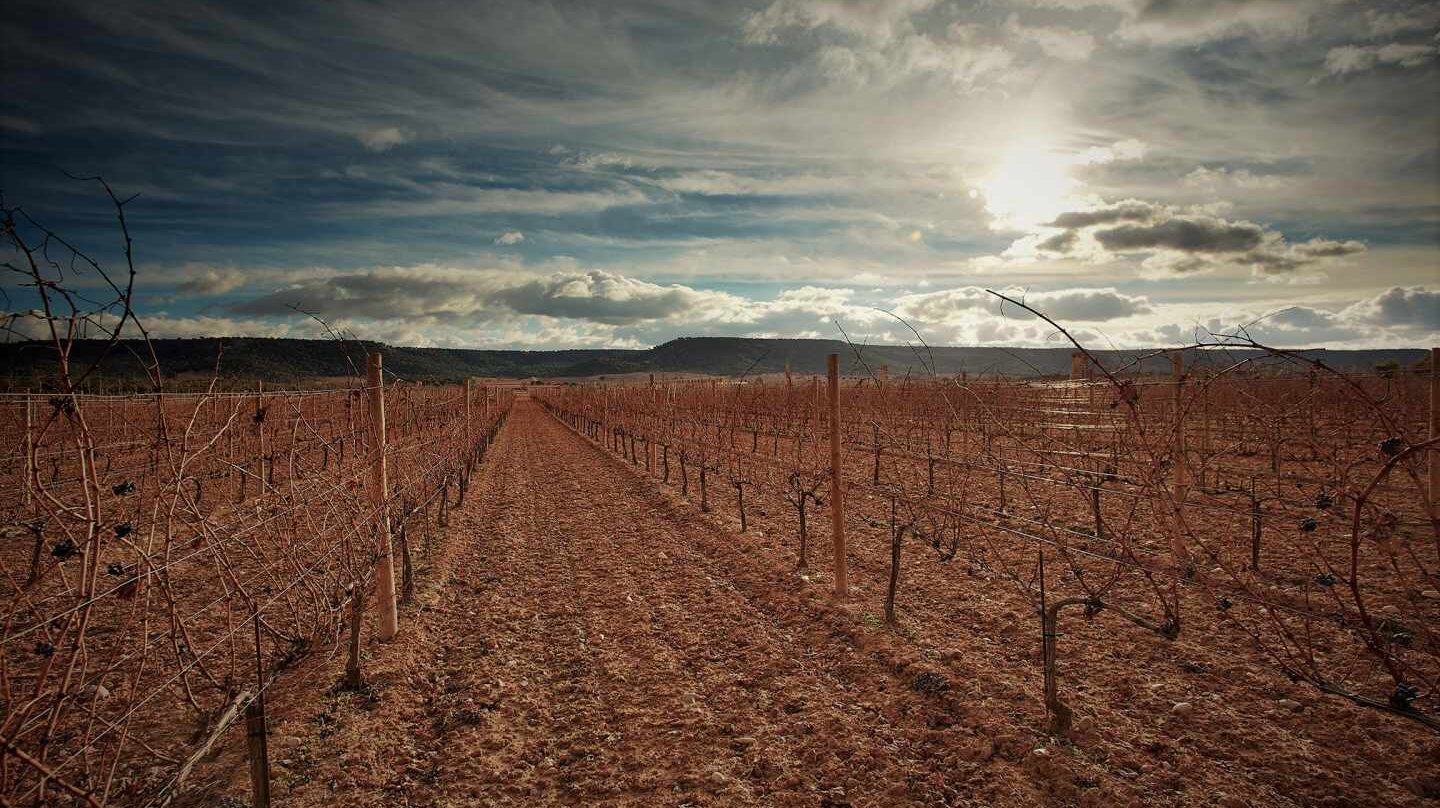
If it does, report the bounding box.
[197,399,1438,807]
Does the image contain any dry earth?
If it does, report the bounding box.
[192,399,1438,807]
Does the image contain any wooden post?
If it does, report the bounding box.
[827,354,848,599]
[1250,477,1262,571]
[465,378,474,451]
[367,354,399,642]
[21,394,32,506]
[1070,351,1086,381]
[246,615,272,808]
[1430,347,1439,507]
[1172,351,1188,504]
[813,376,822,437]
[345,584,364,688]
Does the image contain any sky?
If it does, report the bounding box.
[2,0,1438,351]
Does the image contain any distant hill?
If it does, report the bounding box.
[0,336,1429,390]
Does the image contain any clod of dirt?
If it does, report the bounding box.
[911,670,949,695]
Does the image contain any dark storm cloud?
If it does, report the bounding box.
[1095,216,1267,253]
[1047,201,1158,229]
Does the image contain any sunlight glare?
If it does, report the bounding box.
[978,141,1082,231]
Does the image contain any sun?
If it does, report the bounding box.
[978,140,1083,231]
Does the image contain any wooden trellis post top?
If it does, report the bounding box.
[1070,351,1087,381]
[367,353,399,642]
[1430,346,1439,504]
[827,353,848,599]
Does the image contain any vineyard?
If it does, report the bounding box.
[1,344,1437,806]
[0,362,513,805]
[2,185,1438,803]
[536,345,1440,740]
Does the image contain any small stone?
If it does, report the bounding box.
[1171,702,1193,719]
[94,684,111,699]
[1420,589,1440,600]
[1277,698,1303,711]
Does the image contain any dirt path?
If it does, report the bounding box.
[248,398,1034,808]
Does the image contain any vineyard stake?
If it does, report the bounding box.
[1250,476,1262,570]
[22,394,33,506]
[367,353,399,642]
[345,584,364,688]
[1430,346,1438,506]
[1172,351,1189,504]
[828,353,848,599]
[246,614,272,808]
[465,378,473,451]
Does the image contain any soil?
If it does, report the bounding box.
[195,398,1439,808]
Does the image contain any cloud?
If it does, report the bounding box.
[492,270,736,325]
[0,115,42,134]
[227,265,746,328]
[494,231,525,246]
[1028,199,1368,277]
[1183,166,1291,191]
[349,185,651,218]
[1047,200,1160,229]
[171,267,248,297]
[1036,229,1079,253]
[1343,286,1440,330]
[743,0,940,44]
[1114,0,1334,44]
[894,286,1151,324]
[357,126,409,152]
[1004,14,1097,61]
[1324,42,1438,75]
[1366,5,1440,37]
[1094,216,1268,253]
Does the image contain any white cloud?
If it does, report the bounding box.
[1342,286,1440,330]
[494,231,525,246]
[1183,166,1291,191]
[1004,13,1097,61]
[1324,42,1438,75]
[349,185,650,217]
[1366,5,1440,37]
[894,286,1152,325]
[743,0,940,44]
[357,126,409,152]
[171,266,248,297]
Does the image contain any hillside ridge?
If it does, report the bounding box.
[0,335,1428,385]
